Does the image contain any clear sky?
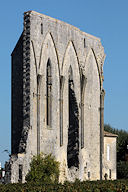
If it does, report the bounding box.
[0,0,128,166]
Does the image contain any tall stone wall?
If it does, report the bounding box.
[11,11,105,183]
[11,34,23,154]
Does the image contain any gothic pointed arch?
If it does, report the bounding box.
[62,41,81,168]
[62,41,80,93]
[62,41,80,75]
[38,32,60,154]
[39,33,60,76]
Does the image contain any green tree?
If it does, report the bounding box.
[25,153,60,184]
[117,161,128,179]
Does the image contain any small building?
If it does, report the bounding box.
[103,131,118,180]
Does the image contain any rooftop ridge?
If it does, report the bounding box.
[104,131,118,137]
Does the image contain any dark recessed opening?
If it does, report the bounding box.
[41,23,43,34]
[67,67,79,168]
[84,38,86,48]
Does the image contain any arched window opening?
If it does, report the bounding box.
[46,59,52,127]
[41,23,43,34]
[67,66,79,168]
[84,38,86,48]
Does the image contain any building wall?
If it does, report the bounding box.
[103,137,117,180]
[11,34,23,154]
[11,11,105,183]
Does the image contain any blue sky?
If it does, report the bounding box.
[0,0,128,166]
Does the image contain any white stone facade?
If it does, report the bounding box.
[10,11,107,183]
[103,132,117,180]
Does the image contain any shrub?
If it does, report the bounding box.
[25,153,60,184]
[1,180,128,191]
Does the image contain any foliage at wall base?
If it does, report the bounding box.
[25,153,60,185]
[0,180,128,192]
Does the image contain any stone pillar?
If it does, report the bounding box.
[100,89,105,180]
[81,74,87,149]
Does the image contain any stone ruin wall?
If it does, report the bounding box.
[11,11,105,183]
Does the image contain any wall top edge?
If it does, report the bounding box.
[24,10,101,42]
